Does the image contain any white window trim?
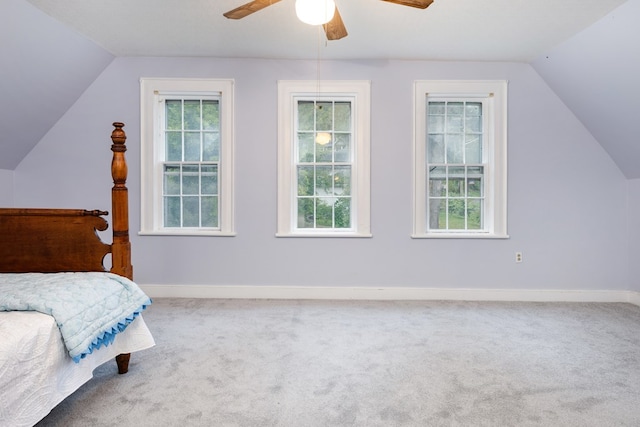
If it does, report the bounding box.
[412,80,508,239]
[140,78,235,236]
[277,80,371,238]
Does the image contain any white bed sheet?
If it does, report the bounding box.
[0,311,155,427]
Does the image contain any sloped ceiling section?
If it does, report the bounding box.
[0,0,113,170]
[23,0,625,62]
[531,0,640,179]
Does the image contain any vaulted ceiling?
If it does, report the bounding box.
[20,0,627,61]
[2,0,639,177]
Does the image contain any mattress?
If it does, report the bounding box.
[0,311,155,427]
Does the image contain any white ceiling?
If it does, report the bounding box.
[26,0,626,62]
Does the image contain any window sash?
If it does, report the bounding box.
[159,96,221,230]
[426,98,488,233]
[294,97,354,231]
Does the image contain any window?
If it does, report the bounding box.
[413,80,508,238]
[140,78,235,236]
[277,80,371,237]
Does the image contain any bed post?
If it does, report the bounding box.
[110,122,133,280]
[110,122,133,374]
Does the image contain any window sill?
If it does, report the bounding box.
[276,232,373,238]
[138,230,237,237]
[411,233,509,239]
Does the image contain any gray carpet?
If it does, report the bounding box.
[37,299,640,426]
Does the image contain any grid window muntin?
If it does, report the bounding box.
[412,80,507,239]
[294,97,354,231]
[140,78,234,237]
[161,96,221,229]
[277,80,371,238]
[163,163,218,228]
[427,99,487,232]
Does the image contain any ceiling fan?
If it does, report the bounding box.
[223,0,434,41]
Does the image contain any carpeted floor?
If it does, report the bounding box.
[37,299,640,426]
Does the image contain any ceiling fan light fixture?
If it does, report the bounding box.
[315,132,332,145]
[295,0,336,25]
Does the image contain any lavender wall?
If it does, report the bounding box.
[628,179,640,292]
[13,57,629,291]
[531,0,640,179]
[0,170,13,205]
[0,0,113,170]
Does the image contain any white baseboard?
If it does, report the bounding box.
[140,284,640,306]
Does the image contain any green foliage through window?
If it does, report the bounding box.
[296,99,353,230]
[427,100,484,231]
[163,98,221,228]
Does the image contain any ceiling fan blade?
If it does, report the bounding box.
[381,0,433,9]
[323,6,348,40]
[223,0,282,19]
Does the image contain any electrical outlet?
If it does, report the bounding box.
[515,252,523,263]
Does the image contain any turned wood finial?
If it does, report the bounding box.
[111,122,127,187]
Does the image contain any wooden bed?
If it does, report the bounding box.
[0,122,154,426]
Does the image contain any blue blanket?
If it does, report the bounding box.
[0,272,151,362]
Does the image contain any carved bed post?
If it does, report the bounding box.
[110,122,133,374]
[110,122,132,281]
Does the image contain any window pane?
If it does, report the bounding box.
[335,197,351,228]
[182,165,199,195]
[164,165,181,195]
[182,196,200,227]
[334,133,351,162]
[465,113,482,133]
[297,166,314,196]
[166,100,182,131]
[333,166,351,196]
[447,102,464,115]
[298,101,315,130]
[166,132,182,161]
[298,132,314,162]
[428,102,445,115]
[316,102,333,130]
[334,102,351,131]
[465,134,482,164]
[315,198,333,228]
[201,196,218,227]
[446,117,464,134]
[428,134,444,163]
[428,198,445,230]
[316,140,332,162]
[446,134,463,163]
[467,199,482,230]
[448,180,464,198]
[203,132,219,162]
[297,198,314,228]
[201,165,218,195]
[447,199,465,229]
[315,166,332,195]
[428,115,444,133]
[184,100,201,130]
[202,100,219,131]
[429,166,446,197]
[184,132,201,161]
[467,167,484,197]
[465,102,482,116]
[164,196,181,227]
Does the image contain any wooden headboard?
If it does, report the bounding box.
[0,122,132,279]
